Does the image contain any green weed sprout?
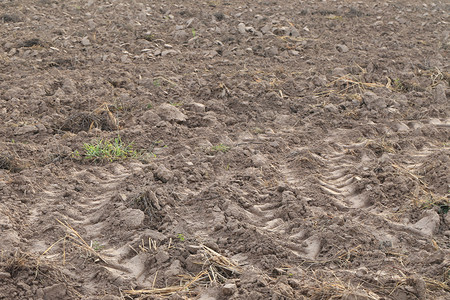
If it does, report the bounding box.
[83,136,138,162]
[210,144,230,153]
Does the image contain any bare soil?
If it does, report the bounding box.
[1,0,449,299]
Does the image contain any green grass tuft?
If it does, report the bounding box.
[82,136,139,162]
[210,144,230,153]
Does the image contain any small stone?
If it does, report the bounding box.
[186,244,201,253]
[324,103,338,113]
[434,83,447,103]
[395,122,410,132]
[142,110,161,125]
[8,48,17,56]
[174,30,188,41]
[222,283,237,296]
[188,102,206,113]
[155,250,170,264]
[332,67,346,77]
[205,50,218,58]
[237,23,246,34]
[266,91,280,100]
[288,278,302,289]
[312,75,328,87]
[154,165,174,183]
[182,17,193,26]
[121,55,131,63]
[165,260,183,277]
[277,183,287,192]
[214,12,225,21]
[81,36,91,46]
[273,26,289,36]
[188,36,199,45]
[289,27,300,37]
[43,283,67,300]
[161,50,178,56]
[54,88,65,98]
[0,272,11,279]
[156,103,187,122]
[411,276,427,299]
[265,46,278,56]
[252,154,267,167]
[122,208,145,229]
[274,114,291,125]
[14,125,38,135]
[445,212,450,226]
[87,19,96,29]
[36,288,44,299]
[412,210,440,236]
[429,118,442,125]
[185,254,204,273]
[4,42,14,49]
[147,190,161,210]
[155,120,169,128]
[202,114,218,127]
[245,26,255,33]
[261,24,271,34]
[336,44,349,53]
[363,91,387,110]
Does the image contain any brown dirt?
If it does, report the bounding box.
[1,0,449,299]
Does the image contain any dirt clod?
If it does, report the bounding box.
[43,283,67,300]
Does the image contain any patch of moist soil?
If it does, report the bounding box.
[1,0,449,299]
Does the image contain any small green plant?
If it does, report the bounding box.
[211,144,230,153]
[153,79,160,87]
[440,204,449,214]
[146,103,153,110]
[71,150,80,159]
[169,102,183,107]
[191,28,196,37]
[153,140,168,148]
[177,233,185,242]
[142,34,155,42]
[91,241,104,252]
[415,192,449,213]
[393,78,405,91]
[252,127,265,135]
[82,136,139,162]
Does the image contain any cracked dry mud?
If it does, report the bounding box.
[0,0,449,299]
